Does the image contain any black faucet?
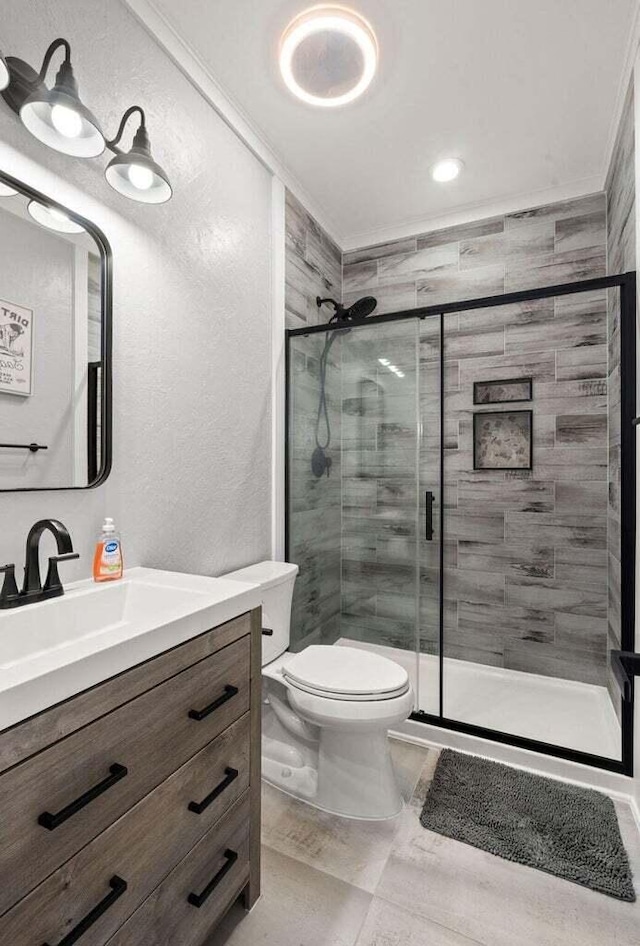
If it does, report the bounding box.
[0,519,80,609]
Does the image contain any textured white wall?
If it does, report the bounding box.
[0,1,273,579]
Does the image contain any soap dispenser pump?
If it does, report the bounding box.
[93,517,123,582]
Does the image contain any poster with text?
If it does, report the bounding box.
[0,298,33,396]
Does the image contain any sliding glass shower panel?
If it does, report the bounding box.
[288,331,344,652]
[440,293,622,761]
[338,320,423,709]
[418,315,442,716]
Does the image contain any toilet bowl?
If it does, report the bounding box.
[223,561,414,820]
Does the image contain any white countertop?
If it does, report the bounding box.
[0,567,261,732]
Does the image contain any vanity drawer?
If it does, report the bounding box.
[0,635,250,914]
[107,796,250,946]
[0,721,251,945]
[0,611,252,775]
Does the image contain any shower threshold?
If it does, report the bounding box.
[336,638,621,762]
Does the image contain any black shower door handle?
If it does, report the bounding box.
[425,491,434,541]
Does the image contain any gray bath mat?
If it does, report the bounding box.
[420,749,635,902]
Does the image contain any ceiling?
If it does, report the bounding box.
[149,0,637,246]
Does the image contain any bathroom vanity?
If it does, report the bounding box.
[0,568,262,946]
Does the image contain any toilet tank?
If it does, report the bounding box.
[222,561,298,666]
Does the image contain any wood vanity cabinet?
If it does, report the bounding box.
[0,608,262,946]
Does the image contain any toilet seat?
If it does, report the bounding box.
[282,645,410,701]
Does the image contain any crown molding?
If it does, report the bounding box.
[340,176,604,252]
[123,0,636,256]
[121,0,343,245]
[601,0,640,188]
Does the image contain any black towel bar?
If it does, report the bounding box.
[0,442,48,452]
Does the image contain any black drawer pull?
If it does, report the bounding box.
[187,850,238,908]
[262,627,274,636]
[188,685,238,721]
[38,764,128,831]
[42,875,127,946]
[188,767,239,814]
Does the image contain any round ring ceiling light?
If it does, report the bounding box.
[279,5,378,107]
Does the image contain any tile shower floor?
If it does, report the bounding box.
[208,740,640,946]
[338,639,621,759]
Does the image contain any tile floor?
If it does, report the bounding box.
[208,740,640,946]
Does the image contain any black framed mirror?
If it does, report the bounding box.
[0,170,112,491]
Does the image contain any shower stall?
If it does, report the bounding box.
[286,273,637,775]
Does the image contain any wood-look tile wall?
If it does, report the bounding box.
[287,163,634,689]
[285,191,342,331]
[285,191,343,649]
[342,194,612,685]
[605,80,636,710]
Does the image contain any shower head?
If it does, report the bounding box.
[345,296,378,319]
[316,295,378,322]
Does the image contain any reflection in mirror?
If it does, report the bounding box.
[0,174,111,490]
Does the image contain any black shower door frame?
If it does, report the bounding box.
[285,271,637,776]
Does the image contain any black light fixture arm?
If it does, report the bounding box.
[1,35,172,202]
[106,105,146,154]
[37,38,72,81]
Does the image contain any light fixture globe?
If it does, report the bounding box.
[20,58,105,157]
[27,199,85,234]
[279,5,378,107]
[0,51,10,92]
[105,122,171,204]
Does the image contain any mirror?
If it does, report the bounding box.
[0,171,111,491]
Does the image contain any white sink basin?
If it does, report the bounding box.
[0,567,261,731]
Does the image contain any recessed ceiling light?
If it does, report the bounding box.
[431,158,464,183]
[279,5,378,108]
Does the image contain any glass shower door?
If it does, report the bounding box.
[437,290,624,763]
[287,317,429,711]
[338,318,424,708]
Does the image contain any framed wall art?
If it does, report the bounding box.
[473,377,532,405]
[473,409,533,471]
[0,297,33,397]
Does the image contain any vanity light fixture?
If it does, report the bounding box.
[16,39,104,157]
[105,106,172,204]
[27,199,85,234]
[0,50,10,92]
[431,158,464,183]
[1,37,173,202]
[280,5,378,107]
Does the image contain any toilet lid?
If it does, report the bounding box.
[283,646,409,700]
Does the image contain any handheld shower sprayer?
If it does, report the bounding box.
[311,295,378,478]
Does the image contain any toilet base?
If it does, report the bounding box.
[315,728,404,820]
[262,729,404,821]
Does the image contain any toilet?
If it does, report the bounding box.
[223,560,414,820]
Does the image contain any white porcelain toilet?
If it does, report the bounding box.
[223,560,414,820]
